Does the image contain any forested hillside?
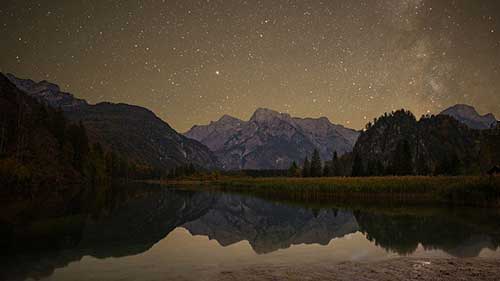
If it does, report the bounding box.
[0,73,155,193]
[352,110,500,176]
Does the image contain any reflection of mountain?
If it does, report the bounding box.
[3,188,500,280]
[1,187,215,281]
[355,210,500,258]
[183,194,358,254]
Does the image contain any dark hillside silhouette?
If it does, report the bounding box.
[0,73,160,193]
[351,109,498,176]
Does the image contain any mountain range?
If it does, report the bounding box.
[5,73,219,171]
[4,72,498,172]
[185,104,498,170]
[185,108,360,170]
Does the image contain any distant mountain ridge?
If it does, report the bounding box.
[185,108,360,170]
[6,73,88,109]
[440,104,497,130]
[5,73,219,170]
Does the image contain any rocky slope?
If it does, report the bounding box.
[5,73,87,109]
[440,104,497,130]
[5,73,219,170]
[185,108,359,170]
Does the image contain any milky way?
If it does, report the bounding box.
[1,0,499,131]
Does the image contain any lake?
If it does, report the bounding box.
[2,183,500,281]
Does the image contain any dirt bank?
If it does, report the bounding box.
[209,258,500,281]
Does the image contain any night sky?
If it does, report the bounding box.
[1,0,499,132]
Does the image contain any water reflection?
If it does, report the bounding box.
[356,209,500,257]
[183,194,358,254]
[1,184,500,281]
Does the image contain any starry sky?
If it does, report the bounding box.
[1,0,499,132]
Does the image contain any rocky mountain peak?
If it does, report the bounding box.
[5,72,87,109]
[216,114,243,126]
[7,73,59,94]
[440,104,497,130]
[484,113,496,120]
[185,107,360,170]
[444,104,479,116]
[293,117,331,132]
[250,107,292,123]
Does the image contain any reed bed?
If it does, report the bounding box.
[154,176,500,207]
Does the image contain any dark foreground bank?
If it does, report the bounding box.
[210,258,500,281]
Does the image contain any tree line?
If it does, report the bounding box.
[289,109,500,178]
[289,146,469,178]
[288,149,352,178]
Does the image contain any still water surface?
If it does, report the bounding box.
[3,185,500,281]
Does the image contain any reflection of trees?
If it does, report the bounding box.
[3,188,500,281]
[1,185,215,281]
[355,209,500,257]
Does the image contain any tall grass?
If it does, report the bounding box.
[154,176,500,207]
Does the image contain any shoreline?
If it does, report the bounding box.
[146,176,500,207]
[208,257,500,281]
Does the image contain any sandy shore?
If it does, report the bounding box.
[208,258,500,281]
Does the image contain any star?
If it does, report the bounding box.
[1,0,499,132]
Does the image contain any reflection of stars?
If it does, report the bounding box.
[215,70,220,75]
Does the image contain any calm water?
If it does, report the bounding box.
[2,184,500,281]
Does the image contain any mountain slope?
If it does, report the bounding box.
[185,114,244,152]
[352,109,499,175]
[0,73,84,188]
[440,104,497,130]
[185,108,360,170]
[6,73,219,170]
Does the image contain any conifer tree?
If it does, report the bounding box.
[302,156,311,177]
[367,160,378,176]
[392,139,413,175]
[332,151,340,176]
[416,154,429,175]
[352,154,364,177]
[310,149,322,177]
[187,163,196,175]
[288,161,300,177]
[323,163,331,177]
